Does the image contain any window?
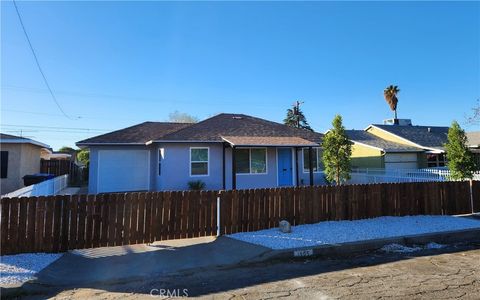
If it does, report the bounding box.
[158,148,164,176]
[190,148,209,176]
[303,148,323,172]
[427,153,447,168]
[235,148,267,174]
[1,151,7,178]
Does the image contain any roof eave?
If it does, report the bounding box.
[0,139,50,149]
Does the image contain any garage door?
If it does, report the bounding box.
[385,153,418,170]
[97,150,150,193]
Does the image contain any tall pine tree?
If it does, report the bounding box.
[445,121,477,180]
[322,115,352,185]
[283,102,313,131]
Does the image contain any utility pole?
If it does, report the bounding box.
[293,100,304,128]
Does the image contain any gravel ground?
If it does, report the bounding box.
[0,253,63,286]
[229,215,480,249]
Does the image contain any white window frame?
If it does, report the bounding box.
[190,147,209,177]
[302,147,323,173]
[236,147,268,175]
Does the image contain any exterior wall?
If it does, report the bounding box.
[350,144,384,169]
[417,152,428,168]
[157,143,224,191]
[296,148,326,186]
[0,143,42,194]
[366,127,418,147]
[88,144,328,194]
[224,147,278,190]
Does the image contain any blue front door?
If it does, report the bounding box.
[277,148,293,186]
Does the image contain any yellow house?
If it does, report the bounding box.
[346,130,423,169]
[346,119,451,170]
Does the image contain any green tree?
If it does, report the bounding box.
[77,149,90,166]
[168,111,199,123]
[445,121,476,180]
[322,115,352,185]
[58,146,76,153]
[383,85,400,119]
[283,102,312,131]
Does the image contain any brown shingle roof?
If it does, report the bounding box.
[76,122,192,145]
[76,114,324,145]
[221,136,319,147]
[158,113,323,143]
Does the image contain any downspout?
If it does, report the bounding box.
[222,143,226,190]
[308,146,314,186]
[231,146,236,190]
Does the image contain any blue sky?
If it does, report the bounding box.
[1,1,479,150]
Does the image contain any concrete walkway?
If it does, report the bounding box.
[31,236,270,288]
[57,186,88,195]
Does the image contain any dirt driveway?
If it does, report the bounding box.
[19,244,480,299]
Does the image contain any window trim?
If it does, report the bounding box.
[158,148,164,176]
[189,147,209,177]
[236,147,268,175]
[1,151,8,179]
[302,147,323,173]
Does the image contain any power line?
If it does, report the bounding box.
[1,123,110,132]
[12,0,74,120]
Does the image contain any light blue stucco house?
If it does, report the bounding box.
[77,113,325,194]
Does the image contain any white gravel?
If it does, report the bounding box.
[0,253,63,286]
[380,242,445,253]
[229,216,480,250]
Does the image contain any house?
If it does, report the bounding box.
[347,119,450,169]
[346,130,424,169]
[467,131,480,166]
[0,133,50,194]
[77,113,325,194]
[40,148,72,161]
[365,122,449,168]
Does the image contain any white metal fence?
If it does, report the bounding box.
[348,168,480,184]
[1,174,69,198]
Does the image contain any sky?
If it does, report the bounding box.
[1,1,479,150]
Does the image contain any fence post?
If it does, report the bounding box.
[217,191,222,237]
[470,179,474,214]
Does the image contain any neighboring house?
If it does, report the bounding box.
[347,119,450,169]
[467,131,480,167]
[77,113,325,194]
[346,130,423,169]
[0,133,50,194]
[41,148,72,160]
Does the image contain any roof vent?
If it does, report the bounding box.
[232,116,243,120]
[428,127,431,132]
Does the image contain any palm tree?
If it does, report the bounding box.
[383,85,400,119]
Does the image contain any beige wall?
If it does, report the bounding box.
[1,143,42,194]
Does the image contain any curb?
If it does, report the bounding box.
[260,228,480,261]
[2,228,480,298]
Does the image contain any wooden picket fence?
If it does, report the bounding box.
[1,181,479,255]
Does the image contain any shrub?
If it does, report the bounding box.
[188,180,206,191]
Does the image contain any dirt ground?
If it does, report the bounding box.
[17,244,480,300]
